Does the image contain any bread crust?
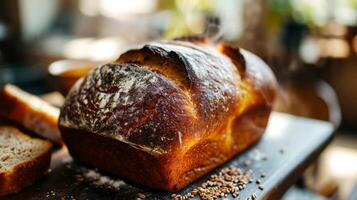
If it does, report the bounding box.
[59,39,277,191]
[0,127,52,197]
[0,85,62,145]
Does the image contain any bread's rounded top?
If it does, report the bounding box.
[59,39,276,154]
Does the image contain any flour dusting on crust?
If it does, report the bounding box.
[60,63,192,153]
[59,41,257,154]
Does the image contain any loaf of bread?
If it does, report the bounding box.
[0,84,62,145]
[59,38,277,192]
[0,126,52,196]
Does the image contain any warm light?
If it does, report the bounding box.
[89,37,125,61]
[62,37,127,62]
[63,38,94,60]
[99,0,157,19]
[320,145,357,199]
[264,113,292,139]
[290,0,329,26]
[321,22,347,37]
[299,37,320,64]
[334,3,357,26]
[79,0,157,18]
[319,38,350,58]
[324,146,357,178]
[79,0,100,17]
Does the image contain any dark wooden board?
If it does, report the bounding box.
[3,112,334,200]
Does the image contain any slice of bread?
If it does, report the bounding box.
[0,84,62,145]
[0,126,52,197]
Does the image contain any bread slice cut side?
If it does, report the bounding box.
[0,84,62,145]
[0,126,52,197]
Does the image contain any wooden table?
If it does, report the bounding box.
[4,112,334,200]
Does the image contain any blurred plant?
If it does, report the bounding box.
[159,0,214,38]
[268,0,326,27]
[269,0,357,27]
[268,0,293,20]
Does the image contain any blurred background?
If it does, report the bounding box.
[0,0,357,199]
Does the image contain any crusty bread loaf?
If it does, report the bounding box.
[0,126,52,196]
[59,38,277,191]
[0,84,62,145]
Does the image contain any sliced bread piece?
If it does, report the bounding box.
[0,84,62,145]
[0,126,52,196]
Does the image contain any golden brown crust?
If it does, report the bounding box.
[0,127,52,197]
[0,84,63,145]
[59,39,277,191]
[59,105,270,191]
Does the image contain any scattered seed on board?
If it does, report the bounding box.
[259,184,264,190]
[243,159,251,166]
[260,172,267,178]
[172,165,251,200]
[251,193,257,199]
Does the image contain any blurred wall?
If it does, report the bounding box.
[19,0,59,41]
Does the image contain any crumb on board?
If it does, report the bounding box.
[74,167,126,190]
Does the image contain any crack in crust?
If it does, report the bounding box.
[117,41,241,123]
[60,63,195,153]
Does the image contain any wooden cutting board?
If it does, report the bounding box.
[3,112,334,200]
